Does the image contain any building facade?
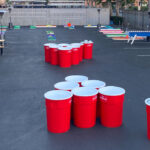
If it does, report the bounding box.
[134,0,148,7]
[9,0,85,8]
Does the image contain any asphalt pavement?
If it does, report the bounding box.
[0,26,150,150]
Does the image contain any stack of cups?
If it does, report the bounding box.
[44,90,72,133]
[43,40,93,68]
[99,86,125,128]
[65,75,88,86]
[72,87,98,128]
[44,75,126,134]
[81,80,106,118]
[145,98,150,140]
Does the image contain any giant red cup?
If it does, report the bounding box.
[44,43,51,63]
[145,98,150,140]
[80,43,84,62]
[58,46,72,68]
[44,90,72,133]
[50,44,59,65]
[72,87,98,128]
[65,75,88,87]
[54,81,79,120]
[81,80,106,118]
[54,81,79,91]
[83,40,93,59]
[99,86,125,128]
[82,40,88,58]
[71,43,80,65]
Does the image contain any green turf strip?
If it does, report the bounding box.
[30,26,36,29]
[106,34,127,37]
[14,26,21,29]
[0,26,8,28]
[46,31,54,34]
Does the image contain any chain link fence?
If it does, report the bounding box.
[123,10,150,30]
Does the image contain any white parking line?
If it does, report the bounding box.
[137,55,150,57]
[124,47,150,50]
[6,41,33,44]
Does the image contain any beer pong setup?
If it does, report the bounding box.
[43,40,93,68]
[44,75,126,133]
[42,27,150,141]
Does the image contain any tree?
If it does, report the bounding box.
[87,0,135,16]
[148,0,150,11]
[46,0,49,5]
[0,0,6,5]
[96,0,113,16]
[115,0,135,16]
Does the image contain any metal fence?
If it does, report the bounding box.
[123,10,150,30]
[0,8,110,26]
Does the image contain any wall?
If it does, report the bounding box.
[0,8,110,26]
[123,10,150,30]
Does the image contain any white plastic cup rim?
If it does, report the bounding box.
[65,75,88,83]
[88,40,93,43]
[145,98,150,106]
[71,43,81,48]
[83,40,93,44]
[81,80,106,89]
[99,86,125,96]
[44,43,50,46]
[71,44,80,48]
[44,43,56,47]
[50,44,58,48]
[58,46,72,50]
[44,90,73,101]
[72,87,98,97]
[58,43,70,47]
[54,81,79,90]
[83,40,89,43]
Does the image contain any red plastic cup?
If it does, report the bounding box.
[54,81,79,91]
[81,80,106,118]
[44,90,72,133]
[80,43,84,62]
[58,46,72,68]
[99,86,125,128]
[44,43,51,63]
[50,44,59,65]
[54,81,79,120]
[65,75,88,87]
[145,98,150,140]
[83,40,93,59]
[72,87,98,128]
[71,43,80,65]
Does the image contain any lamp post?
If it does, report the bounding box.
[97,8,101,28]
[0,10,7,39]
[8,6,13,29]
